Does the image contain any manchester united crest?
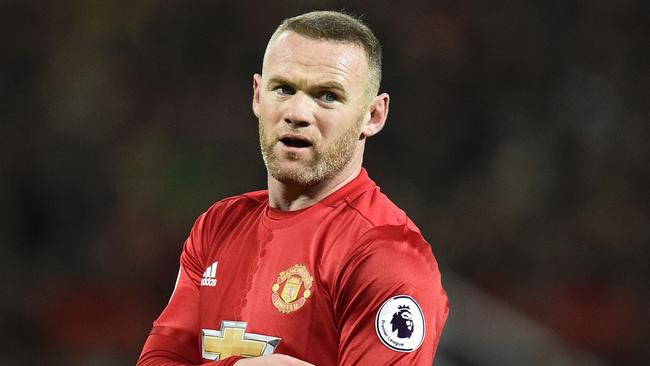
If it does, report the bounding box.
[271,264,313,313]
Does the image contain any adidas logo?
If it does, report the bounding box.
[201,261,218,287]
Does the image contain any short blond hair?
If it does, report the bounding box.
[267,11,382,98]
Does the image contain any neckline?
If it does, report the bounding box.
[262,168,374,229]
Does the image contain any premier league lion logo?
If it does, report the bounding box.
[376,295,425,352]
[390,305,413,338]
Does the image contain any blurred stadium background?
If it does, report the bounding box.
[1,1,648,365]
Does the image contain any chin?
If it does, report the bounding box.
[268,161,332,186]
[271,168,319,186]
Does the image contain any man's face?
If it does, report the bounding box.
[253,31,373,186]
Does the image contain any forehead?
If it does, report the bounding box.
[262,31,369,89]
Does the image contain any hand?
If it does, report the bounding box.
[233,354,315,366]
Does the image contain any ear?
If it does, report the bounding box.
[360,93,390,138]
[252,73,262,118]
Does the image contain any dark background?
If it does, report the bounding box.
[1,1,648,365]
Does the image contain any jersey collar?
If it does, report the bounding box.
[263,168,376,226]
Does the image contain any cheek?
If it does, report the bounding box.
[258,96,280,120]
[317,110,350,137]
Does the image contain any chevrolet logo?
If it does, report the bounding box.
[202,321,281,360]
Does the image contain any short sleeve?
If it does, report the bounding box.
[334,225,449,365]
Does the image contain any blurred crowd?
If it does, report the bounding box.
[1,1,648,365]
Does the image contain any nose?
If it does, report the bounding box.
[284,92,315,127]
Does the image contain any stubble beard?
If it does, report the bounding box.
[259,118,362,186]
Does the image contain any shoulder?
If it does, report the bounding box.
[325,177,428,266]
[343,185,421,234]
[353,225,437,272]
[183,190,268,259]
[334,224,448,331]
[331,223,440,297]
[192,189,268,233]
[203,189,267,217]
[336,224,447,317]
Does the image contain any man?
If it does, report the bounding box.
[138,11,449,366]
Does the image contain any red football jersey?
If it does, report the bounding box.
[138,169,449,366]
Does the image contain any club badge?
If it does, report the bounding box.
[375,295,425,352]
[271,264,313,313]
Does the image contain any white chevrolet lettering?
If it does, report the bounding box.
[201,261,218,287]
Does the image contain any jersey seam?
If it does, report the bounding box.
[342,198,377,228]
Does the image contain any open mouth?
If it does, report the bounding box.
[280,136,312,148]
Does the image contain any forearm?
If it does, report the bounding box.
[137,327,243,366]
[138,353,242,366]
[137,352,242,366]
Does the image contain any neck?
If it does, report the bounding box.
[267,158,363,211]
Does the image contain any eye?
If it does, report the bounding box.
[277,85,295,95]
[321,92,339,103]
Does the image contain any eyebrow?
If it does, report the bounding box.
[267,77,347,95]
[315,81,346,93]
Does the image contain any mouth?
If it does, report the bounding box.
[279,134,313,148]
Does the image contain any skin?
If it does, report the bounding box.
[252,31,390,212]
[235,354,315,366]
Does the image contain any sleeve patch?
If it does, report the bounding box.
[375,295,425,352]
